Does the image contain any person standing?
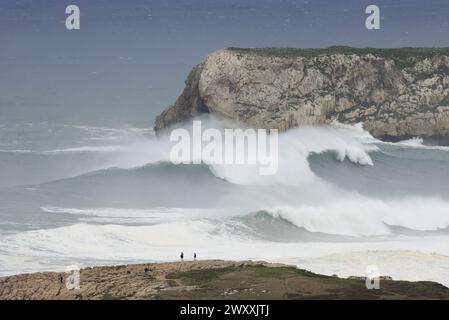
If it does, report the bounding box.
[180,252,184,261]
[194,253,197,261]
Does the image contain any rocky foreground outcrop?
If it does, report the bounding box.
[155,47,449,143]
[1,260,449,300]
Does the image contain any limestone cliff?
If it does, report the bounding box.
[155,47,449,143]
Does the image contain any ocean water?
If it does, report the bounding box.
[1,117,449,287]
[2,0,449,288]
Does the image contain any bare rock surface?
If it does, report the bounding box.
[1,260,448,300]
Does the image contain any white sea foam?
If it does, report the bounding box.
[0,149,34,154]
[53,118,377,186]
[2,118,449,287]
[194,120,376,186]
[39,190,449,238]
[299,250,449,287]
[2,222,449,286]
[397,137,449,151]
[45,145,126,153]
[1,119,377,183]
[265,196,449,237]
[40,206,239,224]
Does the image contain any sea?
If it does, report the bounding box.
[1,0,449,287]
[1,117,449,287]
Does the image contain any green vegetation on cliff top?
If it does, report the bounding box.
[228,46,449,60]
[164,264,449,300]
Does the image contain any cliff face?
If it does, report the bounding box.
[155,47,449,142]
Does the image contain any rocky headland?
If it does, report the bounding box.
[1,260,448,300]
[155,47,449,144]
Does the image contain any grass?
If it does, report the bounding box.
[227,46,449,68]
[167,264,336,283]
[244,264,329,279]
[166,266,236,284]
[158,264,449,300]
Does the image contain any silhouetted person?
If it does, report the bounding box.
[180,252,184,261]
[59,275,64,284]
[194,253,197,261]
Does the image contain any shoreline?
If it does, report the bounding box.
[1,260,449,300]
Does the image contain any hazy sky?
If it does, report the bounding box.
[1,0,448,126]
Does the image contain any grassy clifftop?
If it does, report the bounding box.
[228,46,449,66]
[164,263,449,300]
[1,260,448,300]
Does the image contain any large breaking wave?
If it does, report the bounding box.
[1,116,449,285]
